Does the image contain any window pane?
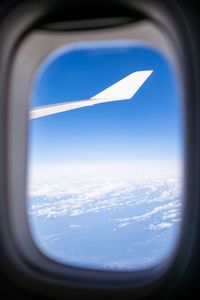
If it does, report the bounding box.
[27,41,183,271]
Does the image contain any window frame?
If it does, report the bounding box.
[0,0,198,299]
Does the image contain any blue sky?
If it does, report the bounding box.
[29,41,183,168]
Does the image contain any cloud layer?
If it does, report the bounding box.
[27,169,182,271]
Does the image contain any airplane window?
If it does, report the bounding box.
[27,41,183,271]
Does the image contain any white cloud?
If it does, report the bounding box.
[69,224,82,229]
[115,201,181,225]
[159,190,172,200]
[28,172,183,228]
[117,222,130,229]
[39,233,63,246]
[149,222,173,230]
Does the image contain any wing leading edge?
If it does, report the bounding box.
[30,70,153,119]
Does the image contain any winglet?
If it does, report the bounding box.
[91,70,153,101]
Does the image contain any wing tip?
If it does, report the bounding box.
[136,69,153,76]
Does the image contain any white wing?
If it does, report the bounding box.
[30,70,153,119]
